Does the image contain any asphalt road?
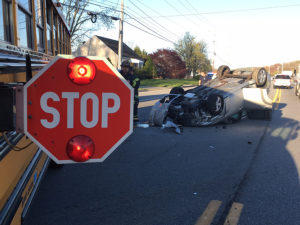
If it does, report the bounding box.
[24,86,300,225]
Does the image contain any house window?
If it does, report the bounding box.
[0,0,13,42]
[35,0,44,51]
[18,0,33,48]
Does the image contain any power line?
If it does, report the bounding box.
[124,12,176,44]
[60,2,116,18]
[85,0,122,13]
[128,0,181,39]
[175,0,215,40]
[164,0,200,28]
[124,20,175,44]
[133,0,182,28]
[137,3,300,18]
[123,4,175,41]
[87,0,177,43]
[184,0,215,28]
[63,0,177,45]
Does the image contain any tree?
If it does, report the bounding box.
[175,32,211,76]
[133,47,156,79]
[134,46,148,60]
[59,0,113,49]
[150,49,187,79]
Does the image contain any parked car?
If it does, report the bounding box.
[273,74,292,88]
[149,66,272,127]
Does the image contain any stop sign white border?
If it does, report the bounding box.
[24,55,134,164]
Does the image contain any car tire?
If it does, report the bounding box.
[207,94,224,116]
[170,86,184,95]
[217,65,230,79]
[252,68,267,87]
[169,87,185,100]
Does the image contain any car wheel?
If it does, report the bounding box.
[217,65,230,79]
[252,68,267,87]
[169,87,185,100]
[207,94,224,116]
[170,86,184,95]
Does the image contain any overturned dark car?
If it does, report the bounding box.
[149,65,273,127]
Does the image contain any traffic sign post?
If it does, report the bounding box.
[24,55,133,164]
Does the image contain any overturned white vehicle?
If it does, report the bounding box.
[149,66,273,127]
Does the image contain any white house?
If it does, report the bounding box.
[73,35,144,68]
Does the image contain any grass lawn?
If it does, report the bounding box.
[140,79,198,87]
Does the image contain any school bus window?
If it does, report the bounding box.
[46,2,52,54]
[17,9,33,48]
[65,28,68,53]
[18,0,31,11]
[0,0,5,41]
[35,0,44,51]
[62,26,65,53]
[63,27,66,54]
[57,19,61,53]
[0,0,13,42]
[53,12,57,54]
[18,0,33,48]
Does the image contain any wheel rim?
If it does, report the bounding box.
[215,97,222,112]
[258,69,267,85]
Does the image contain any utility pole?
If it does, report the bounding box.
[117,0,124,70]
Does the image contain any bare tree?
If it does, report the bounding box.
[59,0,115,49]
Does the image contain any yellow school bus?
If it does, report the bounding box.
[0,0,70,224]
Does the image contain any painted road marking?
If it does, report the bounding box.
[195,200,222,225]
[273,89,282,110]
[223,202,244,225]
[272,89,279,103]
[277,89,282,103]
[195,201,244,225]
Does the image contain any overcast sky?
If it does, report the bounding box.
[92,0,300,69]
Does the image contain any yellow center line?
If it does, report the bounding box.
[223,202,244,225]
[195,200,222,225]
[276,89,282,103]
[274,89,282,110]
[272,88,279,103]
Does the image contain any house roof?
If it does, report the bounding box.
[95,36,143,61]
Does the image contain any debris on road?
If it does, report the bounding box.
[136,123,150,128]
[161,120,182,134]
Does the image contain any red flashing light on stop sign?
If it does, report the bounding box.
[66,135,95,162]
[68,57,96,85]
